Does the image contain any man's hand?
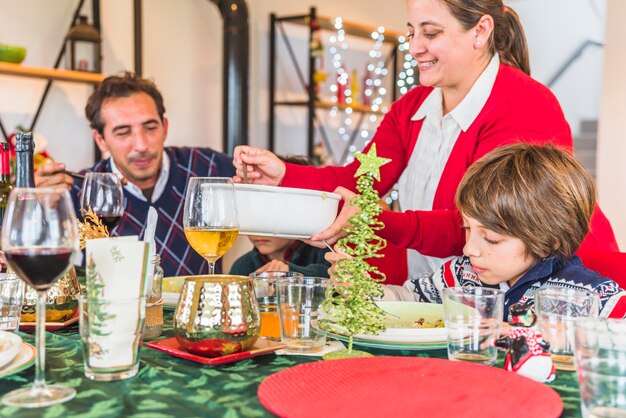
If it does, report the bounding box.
[233,145,286,186]
[35,161,73,191]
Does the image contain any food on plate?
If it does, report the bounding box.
[385,317,445,329]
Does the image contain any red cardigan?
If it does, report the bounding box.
[282,64,618,263]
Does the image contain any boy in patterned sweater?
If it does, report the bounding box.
[329,144,626,319]
[35,72,234,277]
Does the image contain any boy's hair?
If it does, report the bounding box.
[277,154,314,166]
[85,71,166,136]
[455,143,596,260]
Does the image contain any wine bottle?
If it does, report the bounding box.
[0,141,12,226]
[15,131,35,188]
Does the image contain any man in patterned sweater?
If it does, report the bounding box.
[35,72,234,276]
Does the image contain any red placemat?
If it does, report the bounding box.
[258,357,563,418]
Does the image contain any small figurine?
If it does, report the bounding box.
[495,302,555,383]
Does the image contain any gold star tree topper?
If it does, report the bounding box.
[354,144,391,181]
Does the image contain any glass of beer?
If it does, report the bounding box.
[183,177,239,275]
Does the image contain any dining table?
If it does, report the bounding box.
[0,309,584,417]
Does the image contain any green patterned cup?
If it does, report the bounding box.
[80,295,146,381]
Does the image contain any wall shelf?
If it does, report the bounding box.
[287,15,404,42]
[0,62,105,85]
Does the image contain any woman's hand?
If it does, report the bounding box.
[255,259,289,273]
[305,187,359,248]
[324,245,354,288]
[233,146,286,186]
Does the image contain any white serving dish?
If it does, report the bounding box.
[234,184,340,238]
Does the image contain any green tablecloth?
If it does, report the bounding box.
[0,311,583,417]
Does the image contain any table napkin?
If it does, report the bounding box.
[85,236,151,299]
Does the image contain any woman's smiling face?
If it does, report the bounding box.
[406,0,493,107]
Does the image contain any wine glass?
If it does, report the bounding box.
[183,177,239,275]
[1,188,79,407]
[80,172,125,232]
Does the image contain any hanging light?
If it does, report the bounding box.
[65,15,102,72]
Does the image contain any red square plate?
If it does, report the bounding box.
[146,337,285,366]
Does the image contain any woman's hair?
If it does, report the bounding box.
[85,71,166,135]
[443,0,530,75]
[455,143,596,260]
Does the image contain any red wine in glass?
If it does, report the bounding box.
[5,248,73,290]
[80,173,125,231]
[97,214,123,231]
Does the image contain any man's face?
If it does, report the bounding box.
[93,92,168,189]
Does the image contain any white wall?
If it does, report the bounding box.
[1,0,620,249]
[597,0,626,250]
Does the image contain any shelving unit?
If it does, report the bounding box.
[0,62,105,85]
[0,0,104,163]
[268,7,405,162]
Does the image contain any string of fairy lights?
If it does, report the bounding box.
[325,18,416,165]
[320,19,416,204]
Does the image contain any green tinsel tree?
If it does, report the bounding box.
[86,256,115,338]
[319,144,391,356]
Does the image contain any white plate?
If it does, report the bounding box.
[163,276,186,308]
[0,331,22,369]
[322,301,447,344]
[163,292,180,308]
[234,184,340,238]
[314,327,447,351]
[0,342,36,378]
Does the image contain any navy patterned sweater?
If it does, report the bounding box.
[383,255,626,320]
[71,147,235,277]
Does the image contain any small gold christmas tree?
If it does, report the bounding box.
[319,144,391,358]
[78,208,109,250]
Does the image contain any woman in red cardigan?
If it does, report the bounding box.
[234,0,617,279]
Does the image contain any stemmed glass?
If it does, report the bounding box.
[183,177,239,275]
[80,172,125,232]
[1,188,79,407]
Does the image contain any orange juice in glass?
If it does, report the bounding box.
[250,271,303,341]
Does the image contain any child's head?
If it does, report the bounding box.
[248,154,313,260]
[248,236,294,260]
[455,143,595,283]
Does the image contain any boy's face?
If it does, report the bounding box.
[461,215,538,288]
[249,236,293,260]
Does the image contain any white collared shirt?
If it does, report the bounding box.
[397,53,500,278]
[110,151,170,203]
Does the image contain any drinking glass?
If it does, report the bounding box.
[183,177,239,275]
[250,271,303,341]
[535,286,600,371]
[80,172,125,232]
[574,318,626,417]
[276,276,329,353]
[442,287,504,365]
[1,188,79,407]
